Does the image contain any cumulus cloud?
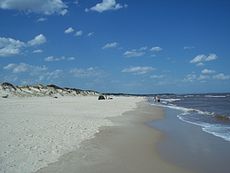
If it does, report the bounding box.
[124,46,162,58]
[3,62,63,83]
[86,0,127,13]
[33,49,43,53]
[213,73,230,80]
[0,0,68,15]
[37,17,47,22]
[70,67,102,78]
[201,69,216,75]
[185,70,229,82]
[122,66,154,75]
[28,34,47,46]
[150,46,163,52]
[102,42,118,49]
[184,73,197,82]
[0,34,46,57]
[0,37,25,57]
[124,49,145,58]
[45,56,75,62]
[64,27,74,34]
[3,63,47,73]
[75,30,83,37]
[190,54,218,65]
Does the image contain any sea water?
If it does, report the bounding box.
[148,93,230,142]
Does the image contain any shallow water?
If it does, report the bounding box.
[148,93,230,142]
[149,108,230,173]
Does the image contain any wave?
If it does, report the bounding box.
[205,95,227,98]
[150,101,230,142]
[178,114,230,142]
[160,98,181,102]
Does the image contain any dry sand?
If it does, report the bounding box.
[0,96,142,173]
[36,101,195,173]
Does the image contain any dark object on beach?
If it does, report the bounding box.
[155,96,160,102]
[2,95,9,98]
[157,98,160,102]
[53,96,58,99]
[98,95,105,100]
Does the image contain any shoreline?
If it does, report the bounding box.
[151,107,230,173]
[36,101,195,173]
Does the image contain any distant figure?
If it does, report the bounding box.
[155,96,160,102]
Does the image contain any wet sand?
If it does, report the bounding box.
[36,102,194,173]
[151,108,230,173]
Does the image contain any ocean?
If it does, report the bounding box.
[148,93,230,142]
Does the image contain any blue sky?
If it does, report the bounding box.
[0,0,230,94]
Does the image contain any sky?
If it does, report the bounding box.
[0,0,230,94]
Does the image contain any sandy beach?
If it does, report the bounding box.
[36,101,194,173]
[0,96,143,173]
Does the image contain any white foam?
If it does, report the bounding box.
[202,125,230,142]
[150,102,193,113]
[177,114,230,142]
[160,98,181,103]
[205,95,226,98]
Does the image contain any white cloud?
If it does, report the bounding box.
[70,67,102,78]
[150,75,164,79]
[0,37,25,57]
[124,46,162,58]
[33,49,43,53]
[190,53,218,65]
[28,34,47,46]
[150,46,163,52]
[3,63,47,74]
[122,66,154,75]
[0,0,68,15]
[213,73,230,80]
[102,42,118,49]
[67,57,75,61]
[64,27,74,34]
[87,32,94,37]
[184,73,197,82]
[44,69,63,81]
[3,62,63,83]
[0,34,46,57]
[86,0,127,13]
[45,56,75,62]
[37,17,47,22]
[197,75,210,80]
[124,49,145,58]
[45,56,64,62]
[75,30,83,37]
[201,69,216,75]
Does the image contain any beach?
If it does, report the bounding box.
[0,96,142,173]
[2,95,227,173]
[36,101,194,173]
